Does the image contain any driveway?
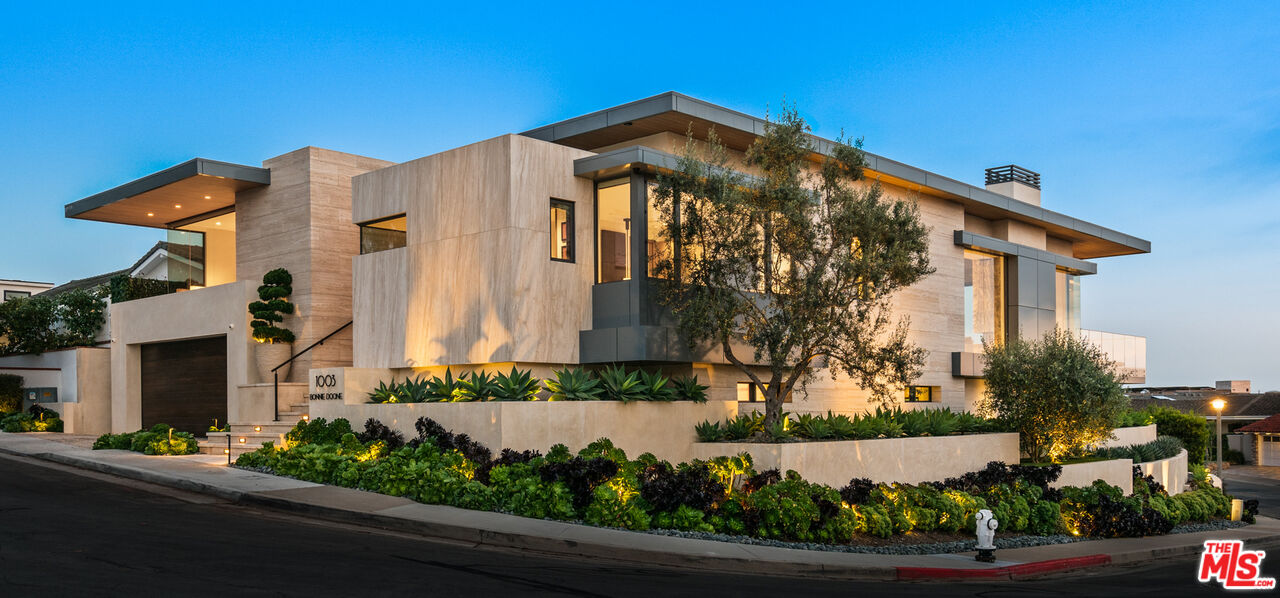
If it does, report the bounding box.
[1221,465,1280,517]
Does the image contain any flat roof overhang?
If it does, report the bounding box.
[64,158,269,229]
[529,92,1151,260]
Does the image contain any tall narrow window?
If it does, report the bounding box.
[550,199,574,262]
[167,229,205,288]
[963,249,1004,352]
[359,215,407,254]
[1055,269,1080,332]
[596,178,631,283]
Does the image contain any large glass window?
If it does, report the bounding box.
[904,386,937,402]
[167,229,205,288]
[963,249,1004,352]
[360,215,407,254]
[550,199,574,262]
[596,179,631,283]
[1055,269,1080,332]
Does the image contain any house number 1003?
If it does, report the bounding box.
[315,374,338,388]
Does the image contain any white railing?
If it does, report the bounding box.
[1081,329,1146,384]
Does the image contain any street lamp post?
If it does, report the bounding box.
[1211,398,1227,477]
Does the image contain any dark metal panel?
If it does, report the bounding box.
[64,158,269,218]
[590,282,632,329]
[140,335,227,436]
[578,329,618,363]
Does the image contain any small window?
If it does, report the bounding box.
[3,290,31,302]
[736,381,791,403]
[359,215,407,254]
[904,386,937,403]
[550,199,574,262]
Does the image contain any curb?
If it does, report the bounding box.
[3,443,1273,582]
[896,554,1112,580]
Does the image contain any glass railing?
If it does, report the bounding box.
[1080,329,1146,384]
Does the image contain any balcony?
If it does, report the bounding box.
[1081,329,1146,384]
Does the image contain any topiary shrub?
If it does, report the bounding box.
[248,268,295,344]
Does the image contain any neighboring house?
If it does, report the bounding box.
[1238,414,1280,466]
[61,92,1150,437]
[1129,383,1280,465]
[0,279,53,302]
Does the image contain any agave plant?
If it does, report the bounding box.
[672,376,709,403]
[897,408,929,437]
[368,380,400,404]
[722,414,756,440]
[491,367,541,401]
[457,370,497,401]
[694,420,724,442]
[425,368,464,402]
[767,419,793,442]
[637,370,674,401]
[544,367,603,401]
[827,413,857,440]
[924,409,959,437]
[597,365,646,403]
[399,376,431,403]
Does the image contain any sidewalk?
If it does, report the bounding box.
[4,432,1279,581]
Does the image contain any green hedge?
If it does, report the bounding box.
[0,373,21,412]
[93,424,199,455]
[108,275,186,303]
[234,416,1237,544]
[369,365,709,404]
[1145,406,1211,465]
[696,406,1002,442]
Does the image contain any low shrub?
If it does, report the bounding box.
[0,373,22,412]
[368,367,710,404]
[1094,435,1185,463]
[1,405,64,433]
[92,423,199,455]
[233,418,1244,546]
[1114,409,1155,428]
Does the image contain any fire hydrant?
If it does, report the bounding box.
[975,509,998,563]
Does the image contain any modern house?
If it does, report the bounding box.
[47,92,1149,439]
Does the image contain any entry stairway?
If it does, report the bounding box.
[199,400,309,459]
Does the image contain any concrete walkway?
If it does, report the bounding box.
[3,432,1279,581]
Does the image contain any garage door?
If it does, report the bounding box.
[1261,436,1280,466]
[141,336,227,435]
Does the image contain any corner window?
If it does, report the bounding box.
[904,386,937,402]
[963,249,1005,352]
[550,199,574,262]
[1055,269,1080,332]
[359,215,407,254]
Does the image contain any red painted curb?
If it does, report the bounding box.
[896,554,1112,580]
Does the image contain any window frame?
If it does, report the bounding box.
[358,214,408,255]
[3,290,31,301]
[736,381,792,403]
[550,198,575,263]
[904,385,936,403]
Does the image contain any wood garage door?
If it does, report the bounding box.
[141,336,227,435]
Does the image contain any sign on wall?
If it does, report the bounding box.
[308,368,344,401]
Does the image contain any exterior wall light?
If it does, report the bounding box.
[302,415,309,422]
[253,425,261,432]
[238,437,246,444]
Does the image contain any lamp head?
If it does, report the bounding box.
[1211,398,1227,411]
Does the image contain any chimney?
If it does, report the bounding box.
[985,165,1041,206]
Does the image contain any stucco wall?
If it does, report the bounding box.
[308,399,737,463]
[109,280,255,432]
[0,347,111,434]
[1140,449,1188,496]
[691,433,1020,487]
[1051,458,1134,494]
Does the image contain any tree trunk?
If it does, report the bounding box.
[761,372,785,431]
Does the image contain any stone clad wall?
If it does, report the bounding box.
[691,433,1021,487]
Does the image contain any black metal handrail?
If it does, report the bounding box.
[984,164,1041,189]
[272,320,352,422]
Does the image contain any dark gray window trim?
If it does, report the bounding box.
[550,198,575,263]
[954,230,1097,275]
[64,158,270,219]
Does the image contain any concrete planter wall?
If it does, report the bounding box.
[690,433,1021,488]
[1096,424,1158,449]
[308,399,738,463]
[1139,449,1189,496]
[1051,457,1135,494]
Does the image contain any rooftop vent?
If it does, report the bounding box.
[984,165,1040,190]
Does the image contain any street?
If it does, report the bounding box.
[1222,465,1280,518]
[0,454,1270,597]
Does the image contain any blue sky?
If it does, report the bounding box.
[2,2,1277,389]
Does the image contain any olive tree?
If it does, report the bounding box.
[980,329,1128,463]
[650,105,934,432]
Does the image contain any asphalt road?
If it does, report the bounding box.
[0,454,1268,597]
